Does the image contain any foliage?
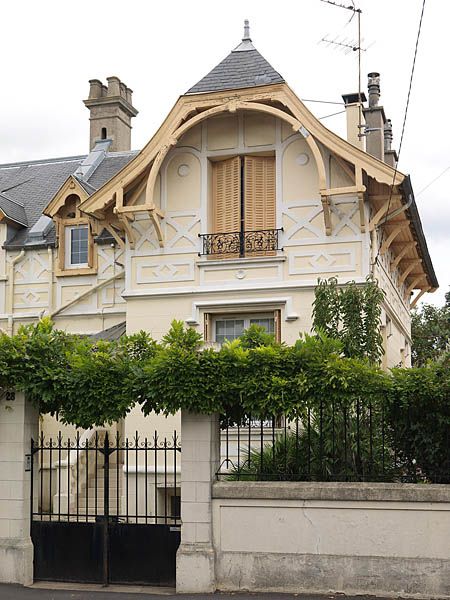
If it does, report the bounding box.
[411,291,450,366]
[0,318,447,483]
[387,357,450,483]
[312,276,384,363]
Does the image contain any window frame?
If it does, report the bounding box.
[210,311,279,344]
[64,223,90,269]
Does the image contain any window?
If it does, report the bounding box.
[65,225,89,268]
[101,127,107,140]
[213,313,275,344]
[202,155,278,257]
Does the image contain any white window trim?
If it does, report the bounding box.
[185,297,298,326]
[212,312,275,343]
[64,224,89,269]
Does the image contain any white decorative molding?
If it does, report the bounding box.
[97,247,124,278]
[14,251,48,284]
[136,259,195,284]
[198,258,283,287]
[165,211,200,250]
[185,297,299,326]
[288,247,356,275]
[14,289,47,309]
[282,200,323,243]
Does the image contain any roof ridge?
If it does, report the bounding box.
[0,154,86,169]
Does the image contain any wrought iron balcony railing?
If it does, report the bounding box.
[199,228,283,257]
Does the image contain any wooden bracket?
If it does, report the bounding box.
[410,286,431,309]
[126,174,148,207]
[380,223,409,255]
[103,224,125,249]
[320,195,332,236]
[358,191,366,233]
[406,275,427,297]
[118,213,136,249]
[150,209,164,248]
[398,260,421,285]
[390,243,416,270]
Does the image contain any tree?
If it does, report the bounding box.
[411,290,450,366]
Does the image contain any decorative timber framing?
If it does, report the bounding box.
[44,176,98,276]
[77,82,434,296]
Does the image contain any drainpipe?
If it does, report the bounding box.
[47,247,54,313]
[7,250,25,335]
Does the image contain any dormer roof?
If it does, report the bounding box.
[186,21,285,95]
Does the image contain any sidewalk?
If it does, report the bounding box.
[0,583,402,600]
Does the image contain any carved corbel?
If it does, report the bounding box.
[320,194,332,236]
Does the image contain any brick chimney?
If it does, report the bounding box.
[83,76,138,152]
[362,72,386,161]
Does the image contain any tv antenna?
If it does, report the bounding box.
[319,0,368,138]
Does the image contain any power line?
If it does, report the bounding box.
[319,109,347,120]
[373,0,427,268]
[417,164,450,196]
[301,98,345,105]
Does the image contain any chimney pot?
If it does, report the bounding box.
[88,79,103,99]
[368,72,381,107]
[384,119,393,152]
[106,76,121,97]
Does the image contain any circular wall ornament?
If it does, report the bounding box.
[177,164,190,177]
[296,153,310,166]
[236,270,246,280]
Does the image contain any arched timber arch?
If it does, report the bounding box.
[143,100,328,207]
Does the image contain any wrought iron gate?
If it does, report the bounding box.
[31,429,181,586]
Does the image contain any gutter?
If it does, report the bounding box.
[401,175,439,290]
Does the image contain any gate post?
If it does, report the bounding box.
[0,391,38,585]
[176,411,220,593]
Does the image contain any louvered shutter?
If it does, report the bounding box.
[212,156,241,257]
[212,157,241,233]
[244,156,276,255]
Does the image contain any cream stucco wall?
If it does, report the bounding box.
[212,482,450,597]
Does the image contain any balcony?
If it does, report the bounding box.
[199,229,283,258]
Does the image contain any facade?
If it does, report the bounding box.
[0,25,438,439]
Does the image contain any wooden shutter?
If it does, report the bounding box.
[244,156,276,255]
[212,157,241,233]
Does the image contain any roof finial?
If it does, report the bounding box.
[243,19,251,41]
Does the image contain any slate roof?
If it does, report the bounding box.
[0,150,137,249]
[187,32,284,94]
[90,321,126,341]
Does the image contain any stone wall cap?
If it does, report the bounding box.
[213,481,450,503]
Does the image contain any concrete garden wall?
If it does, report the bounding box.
[212,481,450,598]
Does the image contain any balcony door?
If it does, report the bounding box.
[211,155,276,257]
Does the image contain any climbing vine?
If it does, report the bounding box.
[312,276,384,363]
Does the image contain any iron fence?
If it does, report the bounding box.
[31,430,181,525]
[218,401,446,483]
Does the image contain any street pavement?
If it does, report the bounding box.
[0,583,403,600]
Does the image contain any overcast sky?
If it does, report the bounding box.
[0,0,447,306]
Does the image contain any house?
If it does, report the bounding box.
[0,23,438,443]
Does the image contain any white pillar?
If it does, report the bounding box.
[0,392,38,584]
[176,411,220,593]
